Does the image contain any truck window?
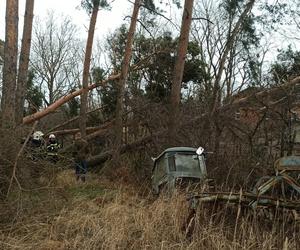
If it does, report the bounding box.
[168,156,176,171]
[175,154,200,172]
[155,156,167,180]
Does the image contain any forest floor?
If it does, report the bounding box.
[0,170,299,250]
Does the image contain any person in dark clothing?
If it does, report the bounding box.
[72,132,89,182]
[28,131,46,161]
[46,134,61,163]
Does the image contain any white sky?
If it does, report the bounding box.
[0,0,132,41]
[0,0,297,64]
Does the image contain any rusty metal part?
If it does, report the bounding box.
[189,191,300,210]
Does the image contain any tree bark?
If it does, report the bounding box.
[168,0,194,145]
[15,0,35,125]
[210,0,256,115]
[1,0,18,129]
[79,3,99,138]
[113,0,141,162]
[22,73,120,124]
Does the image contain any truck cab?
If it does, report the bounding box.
[151,147,208,195]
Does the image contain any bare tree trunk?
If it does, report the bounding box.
[210,0,256,115]
[168,0,194,145]
[79,2,99,138]
[113,0,141,163]
[1,0,18,129]
[15,0,35,125]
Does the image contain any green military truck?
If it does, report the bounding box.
[151,147,209,195]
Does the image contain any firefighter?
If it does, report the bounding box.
[31,131,45,147]
[29,131,46,160]
[46,134,61,163]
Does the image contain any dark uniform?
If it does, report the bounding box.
[72,138,89,182]
[28,131,45,161]
[46,139,61,163]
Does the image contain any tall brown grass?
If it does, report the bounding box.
[0,170,299,250]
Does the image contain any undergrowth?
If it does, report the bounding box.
[0,170,299,250]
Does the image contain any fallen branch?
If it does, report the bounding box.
[189,77,300,125]
[50,101,152,139]
[86,121,113,140]
[7,121,38,197]
[51,126,105,136]
[88,132,160,166]
[45,106,105,135]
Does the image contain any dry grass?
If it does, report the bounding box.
[0,170,299,250]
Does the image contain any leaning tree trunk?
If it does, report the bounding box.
[168,0,194,146]
[113,0,141,163]
[21,51,154,124]
[22,73,120,124]
[206,0,256,156]
[15,0,35,125]
[1,0,19,129]
[210,0,256,115]
[79,2,99,138]
[21,75,300,127]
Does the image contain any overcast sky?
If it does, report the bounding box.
[0,0,132,41]
[0,0,297,64]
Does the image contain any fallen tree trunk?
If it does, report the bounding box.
[22,73,121,125]
[87,133,157,167]
[50,102,152,139]
[45,106,105,135]
[22,51,164,125]
[51,126,104,136]
[86,76,300,167]
[86,121,113,140]
[230,76,300,107]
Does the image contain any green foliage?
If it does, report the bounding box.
[81,0,110,14]
[104,24,209,104]
[68,88,80,118]
[26,70,43,112]
[138,34,208,102]
[247,58,261,85]
[221,0,244,18]
[106,24,128,71]
[240,14,259,49]
[171,0,181,8]
[142,32,175,101]
[258,1,300,32]
[95,25,129,118]
[271,46,300,84]
[92,67,117,118]
[143,0,156,13]
[98,82,118,118]
[92,66,105,83]
[218,0,261,86]
[220,0,259,49]
[259,2,289,29]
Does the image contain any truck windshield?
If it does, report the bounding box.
[174,153,200,172]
